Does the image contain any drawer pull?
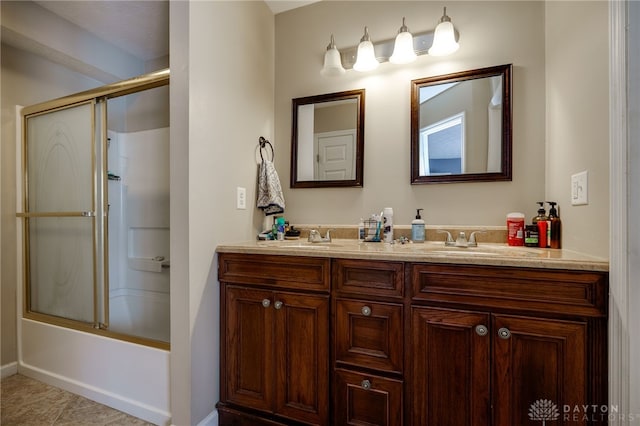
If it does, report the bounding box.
[361,379,372,390]
[475,325,488,336]
[498,327,511,339]
[274,301,283,310]
[261,299,271,308]
[361,306,372,316]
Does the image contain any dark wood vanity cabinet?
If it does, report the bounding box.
[409,263,608,426]
[332,259,405,425]
[218,252,608,426]
[218,254,331,426]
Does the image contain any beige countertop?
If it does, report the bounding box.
[216,239,609,272]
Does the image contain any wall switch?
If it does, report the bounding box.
[236,187,247,209]
[571,171,588,205]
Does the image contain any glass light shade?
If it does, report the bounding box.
[321,35,345,76]
[390,31,417,64]
[428,20,459,56]
[353,27,379,72]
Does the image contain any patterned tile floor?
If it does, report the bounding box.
[1,374,155,425]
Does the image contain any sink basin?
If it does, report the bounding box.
[398,243,543,257]
[263,241,342,250]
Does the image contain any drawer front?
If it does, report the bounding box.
[335,299,403,374]
[410,263,608,317]
[334,369,403,426]
[333,259,404,298]
[218,253,330,292]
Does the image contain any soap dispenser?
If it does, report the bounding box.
[532,202,548,248]
[411,208,426,243]
[547,201,562,249]
[532,202,547,224]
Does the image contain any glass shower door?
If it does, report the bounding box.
[23,101,100,325]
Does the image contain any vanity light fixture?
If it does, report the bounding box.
[428,7,460,56]
[321,34,346,76]
[353,27,379,72]
[389,17,417,64]
[320,7,459,76]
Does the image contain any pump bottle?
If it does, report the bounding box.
[411,209,425,243]
[547,201,562,249]
[532,202,548,248]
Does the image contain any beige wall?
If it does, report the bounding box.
[170,1,275,424]
[275,1,609,258]
[545,1,609,258]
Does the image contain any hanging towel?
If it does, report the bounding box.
[257,159,285,215]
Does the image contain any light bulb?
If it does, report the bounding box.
[390,18,417,64]
[321,34,345,76]
[428,7,460,56]
[353,27,379,72]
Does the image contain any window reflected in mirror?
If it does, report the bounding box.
[411,64,512,184]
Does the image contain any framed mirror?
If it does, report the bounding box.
[411,64,512,184]
[291,89,365,188]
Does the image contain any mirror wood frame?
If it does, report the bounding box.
[290,89,365,188]
[410,64,512,184]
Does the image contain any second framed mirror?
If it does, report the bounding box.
[411,64,512,184]
[291,89,365,188]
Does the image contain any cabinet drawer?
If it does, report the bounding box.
[410,264,608,317]
[335,299,403,374]
[218,253,330,292]
[334,369,403,426]
[333,259,404,298]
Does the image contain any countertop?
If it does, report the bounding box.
[216,239,609,272]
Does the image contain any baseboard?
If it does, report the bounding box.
[196,409,219,426]
[19,362,171,426]
[1,362,18,379]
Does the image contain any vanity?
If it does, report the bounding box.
[216,240,608,426]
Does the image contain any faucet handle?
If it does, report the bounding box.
[437,230,455,246]
[468,230,486,247]
[324,229,334,242]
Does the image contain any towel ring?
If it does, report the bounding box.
[258,136,274,161]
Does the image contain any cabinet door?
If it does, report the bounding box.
[411,307,491,426]
[493,315,587,426]
[225,286,275,412]
[334,368,403,426]
[274,292,330,425]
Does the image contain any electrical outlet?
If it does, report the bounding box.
[236,187,246,209]
[571,171,588,205]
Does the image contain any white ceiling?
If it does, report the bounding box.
[33,0,317,62]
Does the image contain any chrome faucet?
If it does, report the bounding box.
[455,232,469,247]
[308,229,333,243]
[438,230,486,247]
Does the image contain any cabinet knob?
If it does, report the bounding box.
[274,301,283,310]
[475,325,488,336]
[261,299,271,308]
[498,327,511,339]
[361,306,372,316]
[361,379,372,390]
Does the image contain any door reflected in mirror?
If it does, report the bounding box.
[411,64,512,184]
[291,89,365,188]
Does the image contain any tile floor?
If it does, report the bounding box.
[1,374,155,425]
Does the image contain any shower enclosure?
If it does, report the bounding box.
[18,69,170,348]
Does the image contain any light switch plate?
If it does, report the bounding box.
[236,187,247,209]
[571,171,588,205]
